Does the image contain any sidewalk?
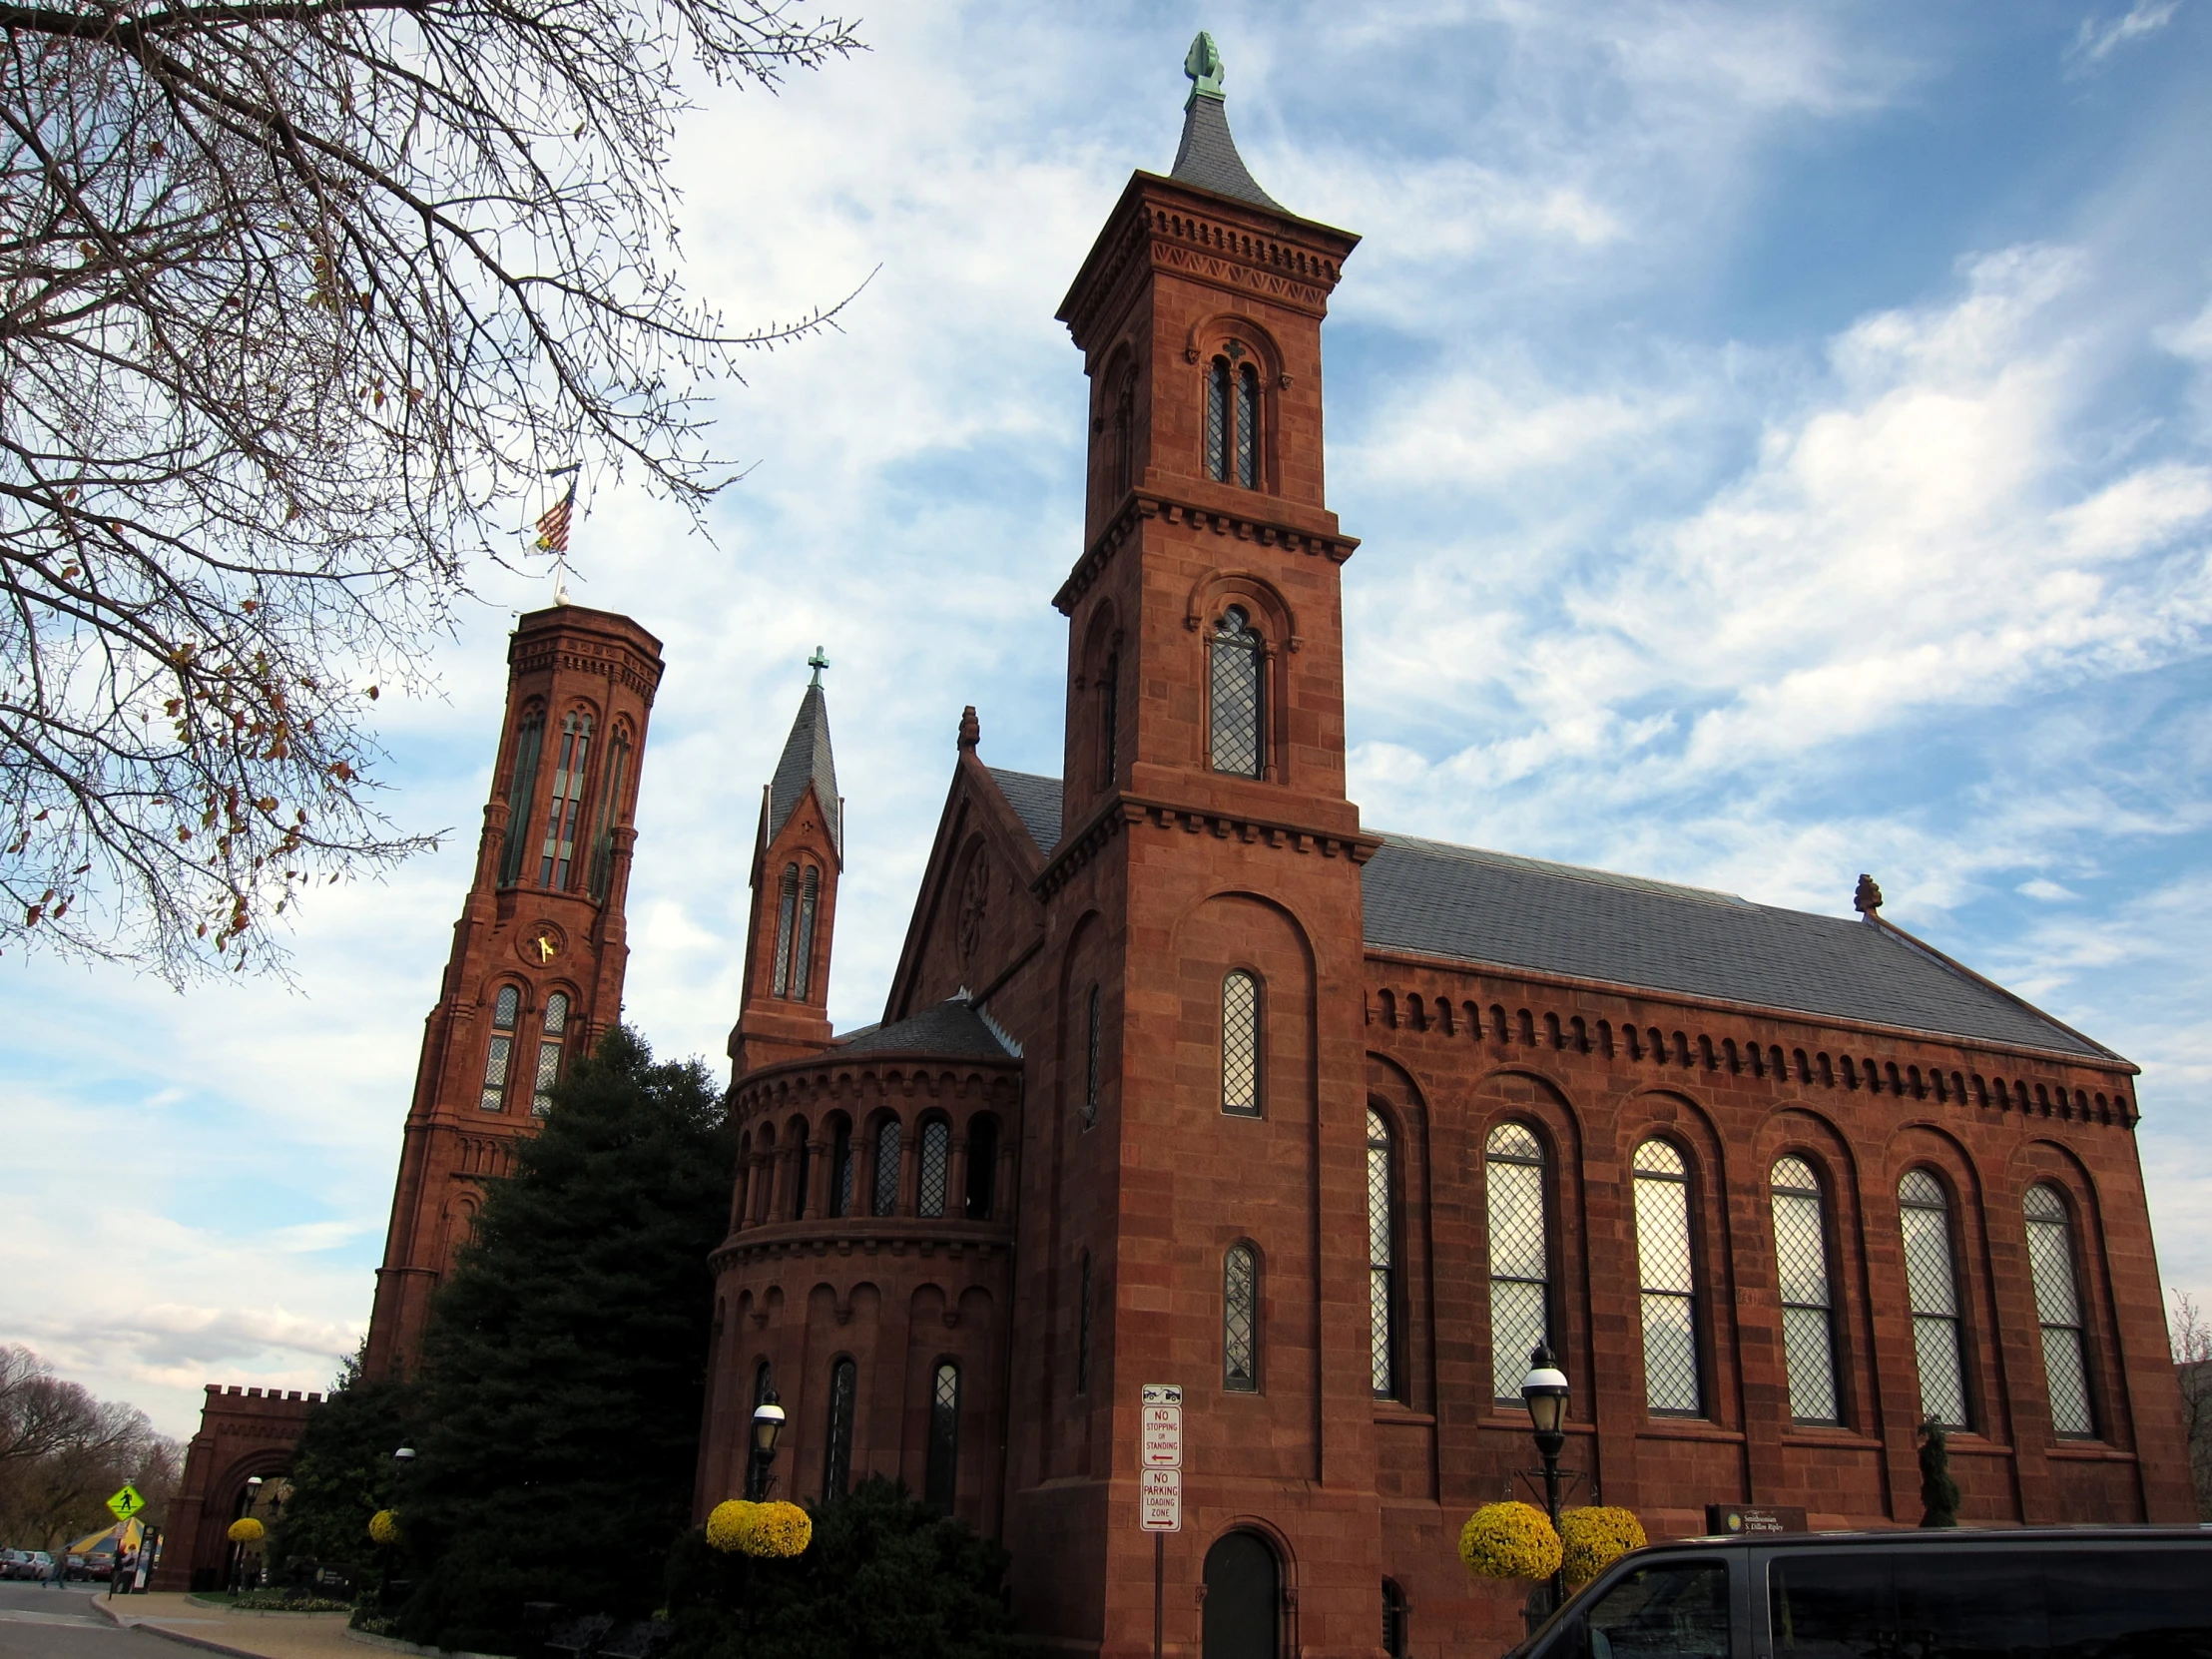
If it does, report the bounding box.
[93,1594,358,1659]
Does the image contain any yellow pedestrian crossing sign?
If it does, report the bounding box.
[106,1485,146,1522]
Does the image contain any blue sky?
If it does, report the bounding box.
[4,0,2210,1436]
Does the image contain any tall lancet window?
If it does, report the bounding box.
[1112,372,1136,497]
[1899,1169,1969,1428]
[1204,347,1261,488]
[1367,1109,1398,1399]
[925,1362,960,1512]
[871,1119,901,1218]
[918,1119,950,1217]
[1634,1139,1701,1415]
[1223,1243,1259,1392]
[792,866,820,1001]
[1771,1156,1842,1423]
[479,985,519,1111]
[1099,651,1119,788]
[823,1358,856,1499]
[771,863,800,996]
[587,728,631,900]
[1486,1123,1550,1402]
[1209,607,1265,778]
[539,711,592,888]
[2024,1185,2094,1436]
[531,991,568,1116]
[1221,970,1261,1116]
[1081,985,1102,1129]
[497,711,544,886]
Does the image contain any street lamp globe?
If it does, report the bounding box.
[1520,1343,1570,1439]
[750,1396,787,1457]
[392,1447,416,1462]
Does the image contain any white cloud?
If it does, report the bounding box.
[2065,2,2183,71]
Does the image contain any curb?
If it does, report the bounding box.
[343,1628,506,1659]
[91,1602,276,1659]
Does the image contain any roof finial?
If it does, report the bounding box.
[1854,873,1885,921]
[957,706,980,753]
[807,646,830,687]
[1184,30,1226,103]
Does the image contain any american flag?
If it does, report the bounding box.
[534,478,577,555]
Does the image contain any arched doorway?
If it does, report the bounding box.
[1202,1529,1279,1659]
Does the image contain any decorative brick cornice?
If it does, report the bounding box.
[1033,792,1382,899]
[710,1216,1012,1274]
[1053,490,1359,616]
[730,1056,1021,1123]
[510,636,662,705]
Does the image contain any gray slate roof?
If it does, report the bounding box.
[1365,835,2106,1060]
[973,768,2105,1061]
[986,767,1062,858]
[769,683,840,853]
[836,997,1015,1061]
[1171,94,1282,211]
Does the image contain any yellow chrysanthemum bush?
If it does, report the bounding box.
[1559,1506,1646,1588]
[746,1500,812,1559]
[367,1509,401,1546]
[1456,1501,1561,1581]
[227,1517,266,1544]
[704,1499,760,1554]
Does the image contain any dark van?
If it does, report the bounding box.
[1505,1527,2212,1658]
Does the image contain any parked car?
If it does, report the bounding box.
[0,1550,32,1579]
[1505,1526,2212,1658]
[82,1550,116,1581]
[64,1555,88,1581]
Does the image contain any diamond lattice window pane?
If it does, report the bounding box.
[919,1121,949,1217]
[1222,971,1260,1114]
[1225,1247,1258,1391]
[1900,1201,1958,1317]
[1634,1139,1685,1177]
[1210,611,1263,778]
[1641,1293,1701,1413]
[1635,1171,1695,1295]
[873,1122,901,1217]
[1207,359,1230,481]
[534,1040,561,1091]
[2023,1183,2066,1224]
[1487,1160,1547,1281]
[2025,1216,2082,1327]
[1370,1267,1393,1396]
[1913,1314,1968,1428]
[1490,1279,1548,1402]
[1368,1138,1393,1268]
[1772,1190,1832,1308]
[542,992,569,1035]
[1782,1306,1840,1423]
[2039,1325,2094,1435]
[483,1035,511,1087]
[1899,1168,1945,1207]
[1487,1122,1541,1162]
[1082,987,1101,1127]
[1235,365,1259,488]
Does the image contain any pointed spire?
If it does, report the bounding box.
[1171,31,1282,211]
[768,663,840,854]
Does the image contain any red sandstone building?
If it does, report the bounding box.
[164,37,2195,1655]
[691,41,2197,1659]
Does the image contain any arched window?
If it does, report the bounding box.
[1633,1139,1701,1415]
[1081,984,1102,1129]
[1382,1580,1408,1659]
[792,866,820,1001]
[2024,1185,2094,1436]
[1098,650,1120,788]
[792,1129,812,1222]
[539,711,593,888]
[771,864,799,996]
[1111,371,1136,497]
[964,1118,998,1220]
[1204,348,1263,490]
[1221,969,1262,1116]
[753,1359,774,1409]
[587,726,631,900]
[497,711,544,886]
[1076,1249,1094,1394]
[1367,1109,1397,1399]
[918,1119,950,1217]
[829,1118,853,1218]
[1771,1156,1841,1424]
[1899,1169,1969,1428]
[1486,1123,1550,1402]
[478,985,519,1111]
[823,1357,856,1500]
[871,1119,900,1218]
[752,1128,775,1223]
[1209,607,1265,778]
[1224,1243,1259,1392]
[530,991,569,1116]
[925,1361,960,1512]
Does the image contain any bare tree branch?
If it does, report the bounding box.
[1,0,862,980]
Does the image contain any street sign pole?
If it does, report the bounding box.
[1139,1386,1183,1659]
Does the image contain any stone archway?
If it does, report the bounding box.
[1201,1528,1280,1659]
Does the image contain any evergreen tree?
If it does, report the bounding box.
[1918,1421,1960,1528]
[269,1346,421,1574]
[395,1027,734,1652]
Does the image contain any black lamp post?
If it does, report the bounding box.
[745,1391,787,1501]
[1520,1343,1570,1612]
[378,1447,415,1609]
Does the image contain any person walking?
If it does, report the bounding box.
[43,1553,64,1589]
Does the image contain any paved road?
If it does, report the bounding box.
[0,1583,138,1659]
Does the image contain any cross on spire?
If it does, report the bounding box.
[807,646,830,686]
